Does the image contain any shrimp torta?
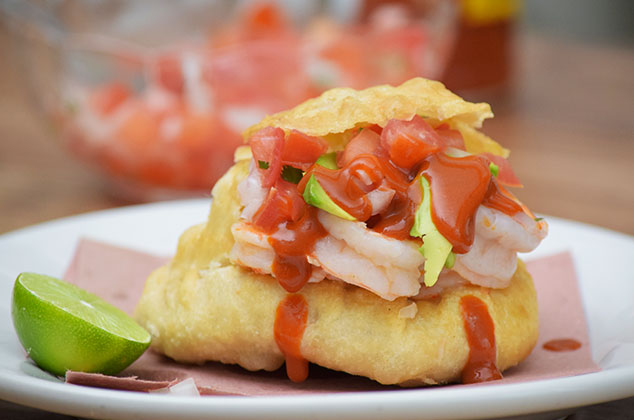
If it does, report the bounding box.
[135,78,547,385]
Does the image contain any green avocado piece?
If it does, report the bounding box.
[315,152,338,170]
[303,175,356,221]
[410,175,453,287]
[303,153,356,221]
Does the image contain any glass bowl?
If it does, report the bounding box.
[3,0,457,201]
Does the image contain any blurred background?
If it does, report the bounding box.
[1,0,633,235]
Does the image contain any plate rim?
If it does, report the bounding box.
[2,364,634,420]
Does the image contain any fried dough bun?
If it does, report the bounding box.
[135,78,539,385]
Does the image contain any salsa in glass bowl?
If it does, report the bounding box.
[4,0,456,200]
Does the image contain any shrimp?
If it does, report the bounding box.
[313,212,423,300]
[233,161,548,299]
[230,222,327,283]
[230,212,424,301]
[366,187,396,215]
[317,212,423,271]
[452,206,548,288]
[237,161,268,221]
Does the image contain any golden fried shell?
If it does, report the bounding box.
[243,77,508,157]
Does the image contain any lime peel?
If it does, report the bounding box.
[12,272,151,377]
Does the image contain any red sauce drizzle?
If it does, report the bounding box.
[300,150,522,250]
[543,338,582,352]
[459,295,502,384]
[482,178,524,216]
[422,154,491,253]
[422,153,522,253]
[369,188,419,240]
[269,207,327,292]
[274,294,309,382]
[301,155,410,220]
[299,153,420,240]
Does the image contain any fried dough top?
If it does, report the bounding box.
[243,77,508,157]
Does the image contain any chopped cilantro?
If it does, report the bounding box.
[489,162,499,177]
[281,166,303,184]
[258,160,270,170]
[534,217,544,222]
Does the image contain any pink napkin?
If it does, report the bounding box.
[489,252,600,385]
[63,238,169,316]
[63,238,599,395]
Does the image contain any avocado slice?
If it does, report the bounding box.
[315,152,338,170]
[303,152,356,221]
[410,175,454,287]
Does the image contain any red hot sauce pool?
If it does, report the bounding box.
[261,123,524,385]
[543,338,582,352]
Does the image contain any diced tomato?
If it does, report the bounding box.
[338,128,381,167]
[179,114,241,188]
[91,82,130,116]
[210,1,290,48]
[482,152,523,188]
[253,179,306,232]
[178,110,214,148]
[435,124,466,150]
[156,54,184,95]
[380,115,442,170]
[250,126,285,188]
[137,159,176,187]
[281,130,327,170]
[320,33,369,89]
[366,124,383,134]
[115,105,159,152]
[243,1,288,39]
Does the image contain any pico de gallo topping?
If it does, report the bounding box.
[247,115,525,291]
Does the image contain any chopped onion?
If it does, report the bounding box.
[150,377,200,397]
[444,147,472,158]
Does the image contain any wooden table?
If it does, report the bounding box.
[1,22,633,419]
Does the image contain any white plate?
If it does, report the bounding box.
[1,200,633,420]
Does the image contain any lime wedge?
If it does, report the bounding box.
[11,272,151,377]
